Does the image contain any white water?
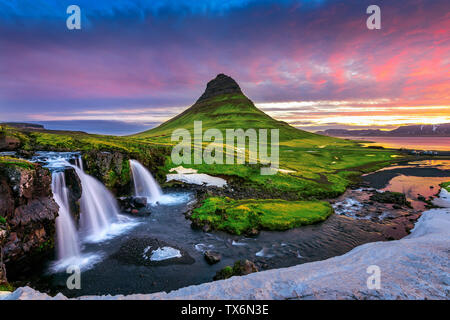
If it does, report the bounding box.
[69,163,123,241]
[51,172,81,261]
[130,160,163,203]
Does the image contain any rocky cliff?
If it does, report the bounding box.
[82,149,167,196]
[0,161,59,282]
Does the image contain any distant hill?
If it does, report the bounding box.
[317,124,450,137]
[133,74,335,144]
[0,122,44,130]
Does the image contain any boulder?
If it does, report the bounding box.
[214,259,258,280]
[133,197,148,208]
[204,251,221,265]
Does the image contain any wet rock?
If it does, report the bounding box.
[133,197,147,208]
[214,259,258,280]
[112,237,194,267]
[246,228,260,236]
[370,191,411,207]
[204,251,221,264]
[202,223,212,233]
[119,197,151,216]
[64,168,82,223]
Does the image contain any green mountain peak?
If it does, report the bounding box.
[133,74,327,142]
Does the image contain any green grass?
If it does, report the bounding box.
[191,197,333,235]
[0,156,35,170]
[440,181,450,192]
[134,93,399,198]
[0,283,14,292]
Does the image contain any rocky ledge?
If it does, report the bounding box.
[0,162,59,283]
[3,199,449,300]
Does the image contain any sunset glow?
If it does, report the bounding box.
[0,0,448,132]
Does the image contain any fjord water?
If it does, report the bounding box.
[130,159,163,203]
[51,172,81,262]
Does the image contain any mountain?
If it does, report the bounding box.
[133,74,331,143]
[317,124,450,137]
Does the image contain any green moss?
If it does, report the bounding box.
[0,283,14,292]
[192,197,333,235]
[440,181,450,192]
[0,216,6,225]
[214,266,234,280]
[0,156,35,170]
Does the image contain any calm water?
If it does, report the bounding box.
[346,136,450,151]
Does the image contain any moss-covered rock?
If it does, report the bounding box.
[213,260,258,280]
[191,197,333,235]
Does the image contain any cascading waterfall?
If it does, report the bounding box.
[70,163,120,240]
[51,171,81,261]
[130,159,163,203]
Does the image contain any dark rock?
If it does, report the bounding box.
[0,163,58,281]
[246,228,260,236]
[133,197,147,208]
[213,259,258,280]
[64,168,82,223]
[196,74,243,103]
[417,194,427,202]
[370,191,411,207]
[111,237,194,267]
[202,223,212,233]
[204,250,221,264]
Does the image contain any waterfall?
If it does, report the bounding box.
[70,163,120,239]
[130,160,163,203]
[51,171,81,261]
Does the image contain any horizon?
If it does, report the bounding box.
[0,0,449,134]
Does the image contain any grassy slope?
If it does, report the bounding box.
[134,93,398,197]
[132,93,399,233]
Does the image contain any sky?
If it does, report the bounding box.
[0,0,449,135]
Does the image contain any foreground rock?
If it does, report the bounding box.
[203,251,221,265]
[111,238,194,267]
[214,260,258,280]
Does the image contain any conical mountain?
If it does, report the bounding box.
[134,74,330,143]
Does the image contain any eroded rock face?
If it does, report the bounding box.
[83,149,167,196]
[0,164,58,280]
[196,74,243,103]
[64,168,82,223]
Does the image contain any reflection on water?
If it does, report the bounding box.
[381,176,449,210]
[348,136,450,151]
